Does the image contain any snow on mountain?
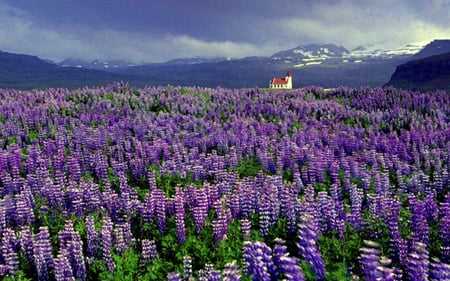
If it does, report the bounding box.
[270,42,428,68]
[348,42,426,58]
[271,44,350,61]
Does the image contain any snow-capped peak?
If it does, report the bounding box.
[348,42,426,58]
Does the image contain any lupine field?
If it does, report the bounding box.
[0,82,449,280]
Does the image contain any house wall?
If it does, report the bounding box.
[269,77,292,89]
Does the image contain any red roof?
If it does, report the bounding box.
[272,77,288,84]
[286,71,291,77]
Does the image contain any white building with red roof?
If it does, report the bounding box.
[269,71,292,89]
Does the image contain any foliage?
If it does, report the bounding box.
[0,85,448,280]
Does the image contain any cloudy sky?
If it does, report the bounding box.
[0,0,449,63]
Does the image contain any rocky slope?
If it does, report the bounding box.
[385,52,450,91]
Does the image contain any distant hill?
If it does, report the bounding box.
[385,52,450,91]
[122,55,408,89]
[408,40,450,61]
[0,50,146,89]
[0,41,443,89]
[119,42,431,88]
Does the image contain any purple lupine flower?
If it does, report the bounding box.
[206,183,219,209]
[147,169,157,191]
[424,192,439,223]
[241,218,251,238]
[81,179,102,215]
[406,242,429,281]
[429,257,450,281]
[317,191,332,233]
[113,222,127,254]
[185,184,197,209]
[439,200,450,262]
[1,228,19,274]
[297,215,326,280]
[167,272,182,281]
[0,264,10,277]
[68,153,82,183]
[192,187,208,233]
[201,263,221,281]
[152,188,166,232]
[348,184,363,230]
[359,241,387,281]
[284,189,298,234]
[14,194,35,226]
[8,144,22,182]
[141,239,158,265]
[258,192,271,237]
[182,256,193,280]
[175,187,186,244]
[228,193,241,219]
[54,249,75,281]
[0,199,6,236]
[143,192,155,224]
[409,196,429,247]
[93,151,108,180]
[243,241,276,281]
[18,227,34,264]
[58,220,86,280]
[100,216,115,272]
[85,216,98,257]
[33,226,54,281]
[222,261,241,281]
[273,238,305,281]
[237,180,254,219]
[386,199,408,266]
[212,200,228,243]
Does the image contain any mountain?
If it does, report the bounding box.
[350,42,425,59]
[0,50,145,89]
[122,56,408,89]
[0,41,443,89]
[407,40,450,61]
[385,52,450,91]
[120,42,419,88]
[271,44,350,61]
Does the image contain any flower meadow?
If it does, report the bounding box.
[0,83,449,280]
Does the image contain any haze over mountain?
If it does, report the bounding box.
[386,40,450,91]
[407,40,450,61]
[59,59,139,71]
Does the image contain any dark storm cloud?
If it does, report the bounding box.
[0,0,448,62]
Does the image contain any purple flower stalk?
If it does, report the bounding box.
[223,261,241,281]
[175,187,186,244]
[273,238,305,281]
[54,249,75,281]
[243,241,276,281]
[297,215,326,280]
[100,216,115,272]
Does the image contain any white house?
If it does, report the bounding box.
[269,71,292,89]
